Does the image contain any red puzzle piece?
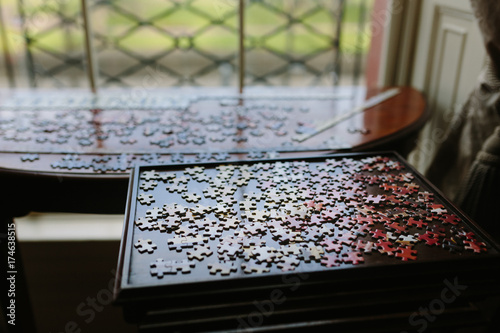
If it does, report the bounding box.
[370,229,387,239]
[321,254,342,267]
[407,217,427,229]
[395,246,417,261]
[376,240,395,256]
[342,251,364,265]
[321,239,343,253]
[464,240,487,253]
[418,232,440,246]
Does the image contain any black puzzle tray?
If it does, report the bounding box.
[114,152,500,304]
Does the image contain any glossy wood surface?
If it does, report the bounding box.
[0,86,426,216]
[0,86,426,177]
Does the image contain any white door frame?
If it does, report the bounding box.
[377,0,422,87]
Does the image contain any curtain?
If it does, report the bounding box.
[412,0,500,236]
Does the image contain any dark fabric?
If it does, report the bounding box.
[420,0,500,200]
[456,127,500,206]
[443,1,500,236]
[470,0,500,78]
[481,126,500,155]
[418,1,500,233]
[423,62,500,200]
[456,147,500,239]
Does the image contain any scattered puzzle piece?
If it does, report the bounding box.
[218,242,243,259]
[168,235,208,252]
[395,246,417,261]
[418,232,441,246]
[376,240,395,256]
[208,261,238,275]
[134,239,157,254]
[140,181,158,191]
[159,216,181,232]
[281,244,302,256]
[138,194,155,206]
[277,256,300,271]
[321,239,343,253]
[219,217,241,230]
[321,254,342,267]
[187,245,213,261]
[182,193,202,203]
[299,245,324,263]
[352,240,377,253]
[342,251,364,265]
[150,259,195,278]
[141,170,160,181]
[396,234,418,245]
[241,262,271,274]
[145,207,164,221]
[252,246,282,264]
[202,226,224,240]
[135,217,157,231]
[21,153,40,162]
[126,155,491,280]
[464,240,487,253]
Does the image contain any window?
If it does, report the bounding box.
[0,0,377,89]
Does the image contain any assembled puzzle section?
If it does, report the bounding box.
[126,154,496,286]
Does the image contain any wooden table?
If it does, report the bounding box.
[0,86,426,333]
[0,86,425,216]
